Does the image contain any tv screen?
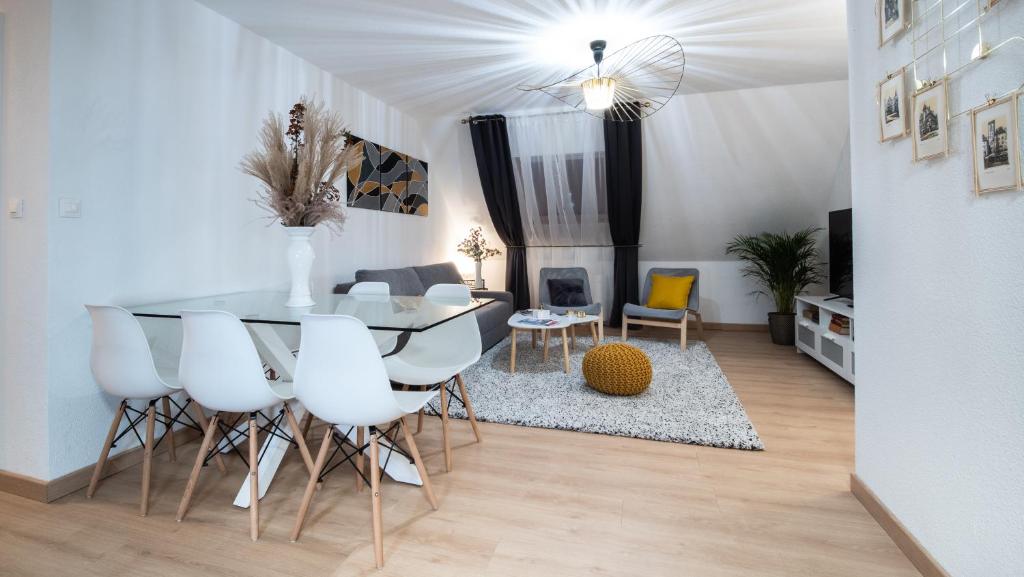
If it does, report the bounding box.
[829,209,853,300]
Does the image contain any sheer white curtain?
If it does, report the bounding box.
[506,112,614,310]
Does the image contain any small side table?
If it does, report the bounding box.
[507,313,573,374]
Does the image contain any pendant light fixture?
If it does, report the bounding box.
[519,35,685,121]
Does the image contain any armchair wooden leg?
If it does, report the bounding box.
[369,431,385,569]
[680,317,688,351]
[248,414,259,542]
[621,315,629,342]
[161,396,176,463]
[439,384,453,472]
[87,399,127,498]
[177,413,221,522]
[400,416,438,509]
[456,373,482,443]
[140,401,157,517]
[291,424,334,542]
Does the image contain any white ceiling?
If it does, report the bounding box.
[197,0,848,118]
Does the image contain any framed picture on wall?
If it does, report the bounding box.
[971,96,1020,195]
[912,80,949,162]
[878,70,909,142]
[879,0,908,46]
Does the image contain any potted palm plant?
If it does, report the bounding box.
[725,228,824,345]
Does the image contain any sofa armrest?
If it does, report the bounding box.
[472,290,513,306]
[334,281,355,294]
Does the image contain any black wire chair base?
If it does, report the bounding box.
[200,408,303,470]
[317,423,413,487]
[112,396,205,454]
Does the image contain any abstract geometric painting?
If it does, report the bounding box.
[346,135,429,216]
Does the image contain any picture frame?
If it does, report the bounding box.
[878,69,909,142]
[970,95,1020,195]
[912,79,949,162]
[879,0,908,47]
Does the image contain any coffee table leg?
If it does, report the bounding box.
[561,328,570,373]
[510,328,517,373]
[531,329,537,349]
[571,324,576,351]
[589,322,599,347]
[543,330,550,362]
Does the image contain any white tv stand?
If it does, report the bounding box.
[795,295,854,385]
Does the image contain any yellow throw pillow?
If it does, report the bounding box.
[645,274,694,310]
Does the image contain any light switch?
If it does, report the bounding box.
[7,199,23,218]
[59,197,81,218]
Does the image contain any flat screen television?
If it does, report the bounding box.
[828,209,853,300]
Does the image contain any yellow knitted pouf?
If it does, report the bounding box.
[582,343,652,396]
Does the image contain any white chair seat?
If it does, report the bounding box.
[384,355,473,386]
[393,390,440,415]
[156,370,182,390]
[269,380,295,401]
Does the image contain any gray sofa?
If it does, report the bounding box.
[333,262,513,351]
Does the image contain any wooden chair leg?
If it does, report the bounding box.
[161,396,176,463]
[177,413,221,522]
[416,409,424,434]
[283,403,315,474]
[439,384,453,472]
[355,426,365,493]
[291,424,335,542]
[370,431,384,569]
[300,412,314,440]
[248,414,259,542]
[140,402,157,516]
[87,399,127,498]
[680,317,688,351]
[455,373,481,443]
[400,417,437,510]
[621,315,629,341]
[189,402,227,475]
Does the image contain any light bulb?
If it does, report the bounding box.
[582,77,617,110]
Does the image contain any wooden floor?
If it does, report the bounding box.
[0,331,918,577]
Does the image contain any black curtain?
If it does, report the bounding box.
[469,115,530,310]
[603,108,643,327]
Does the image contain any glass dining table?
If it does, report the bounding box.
[128,290,493,508]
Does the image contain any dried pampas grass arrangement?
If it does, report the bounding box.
[241,97,360,233]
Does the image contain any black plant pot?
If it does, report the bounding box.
[768,312,796,346]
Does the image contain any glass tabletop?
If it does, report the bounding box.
[127,291,494,332]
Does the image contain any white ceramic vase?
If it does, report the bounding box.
[285,226,316,308]
[474,260,484,289]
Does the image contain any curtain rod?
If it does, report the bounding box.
[459,109,594,124]
[504,244,642,249]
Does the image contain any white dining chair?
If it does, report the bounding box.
[348,281,400,354]
[85,305,225,516]
[175,310,315,542]
[290,314,438,568]
[383,283,482,472]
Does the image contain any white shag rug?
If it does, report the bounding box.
[429,333,764,451]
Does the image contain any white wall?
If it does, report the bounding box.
[42,0,445,480]
[425,80,851,324]
[0,0,51,480]
[847,1,1024,576]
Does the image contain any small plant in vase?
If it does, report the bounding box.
[241,97,360,307]
[457,227,501,289]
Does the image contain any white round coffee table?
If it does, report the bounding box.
[507,313,573,373]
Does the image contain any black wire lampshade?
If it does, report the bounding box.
[518,35,686,122]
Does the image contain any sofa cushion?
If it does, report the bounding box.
[355,267,425,296]
[413,262,464,290]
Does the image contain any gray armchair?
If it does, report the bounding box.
[538,267,604,341]
[622,268,704,349]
